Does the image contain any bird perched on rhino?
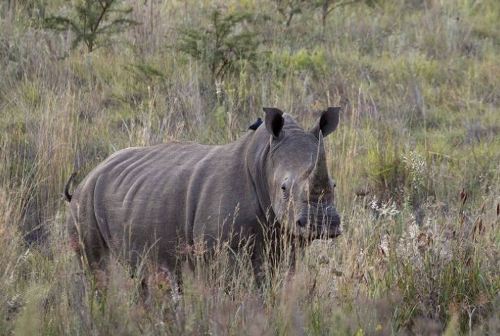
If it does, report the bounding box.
[248,117,263,130]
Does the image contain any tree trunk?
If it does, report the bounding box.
[322,0,331,31]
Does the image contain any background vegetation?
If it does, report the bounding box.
[0,0,499,334]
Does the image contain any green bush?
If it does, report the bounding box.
[44,0,137,53]
[177,8,261,84]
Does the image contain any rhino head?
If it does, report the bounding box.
[263,107,341,239]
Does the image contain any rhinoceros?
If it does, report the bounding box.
[65,107,341,279]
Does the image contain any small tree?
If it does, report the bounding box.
[273,0,308,27]
[177,9,260,84]
[272,0,360,30]
[315,0,360,29]
[44,0,137,53]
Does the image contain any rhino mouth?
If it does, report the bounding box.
[322,225,342,239]
[295,222,342,240]
[294,208,341,240]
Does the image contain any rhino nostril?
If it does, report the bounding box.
[296,218,306,227]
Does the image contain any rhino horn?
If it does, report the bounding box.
[310,133,329,194]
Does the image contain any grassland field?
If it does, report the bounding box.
[0,0,499,335]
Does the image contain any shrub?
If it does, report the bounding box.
[44,0,138,53]
[177,8,261,84]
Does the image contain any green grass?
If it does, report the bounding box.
[1,0,499,335]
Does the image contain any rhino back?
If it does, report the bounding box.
[71,137,261,267]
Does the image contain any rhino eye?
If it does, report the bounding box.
[281,183,290,198]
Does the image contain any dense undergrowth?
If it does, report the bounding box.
[0,0,499,335]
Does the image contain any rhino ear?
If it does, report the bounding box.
[263,107,284,138]
[310,107,340,138]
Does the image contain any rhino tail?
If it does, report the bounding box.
[64,172,77,202]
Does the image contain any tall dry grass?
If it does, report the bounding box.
[1,0,499,334]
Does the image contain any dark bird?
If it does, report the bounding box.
[248,117,263,130]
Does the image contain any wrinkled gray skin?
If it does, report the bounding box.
[66,107,341,279]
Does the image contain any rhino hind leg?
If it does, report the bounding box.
[139,263,183,304]
[66,196,110,275]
